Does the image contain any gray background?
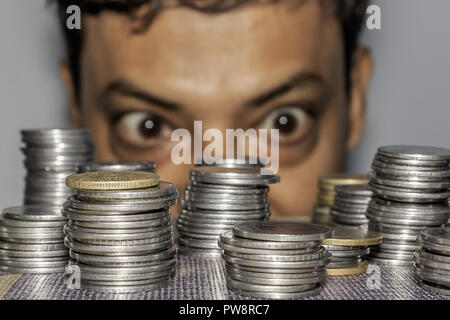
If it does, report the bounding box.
[0,0,449,207]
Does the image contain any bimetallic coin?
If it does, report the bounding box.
[66,171,160,190]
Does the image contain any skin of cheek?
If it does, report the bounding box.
[77,3,349,218]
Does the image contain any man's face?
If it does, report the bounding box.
[65,0,370,217]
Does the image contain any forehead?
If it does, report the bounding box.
[82,0,343,100]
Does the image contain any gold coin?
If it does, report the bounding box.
[323,226,382,246]
[327,260,369,276]
[319,173,368,187]
[66,171,160,191]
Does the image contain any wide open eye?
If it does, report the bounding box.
[259,105,313,144]
[114,111,172,148]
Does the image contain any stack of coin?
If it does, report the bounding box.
[77,161,156,173]
[323,226,382,276]
[220,222,332,299]
[313,174,369,224]
[331,184,373,229]
[414,227,450,296]
[22,129,94,206]
[177,164,279,256]
[64,171,178,293]
[368,145,450,265]
[0,205,68,273]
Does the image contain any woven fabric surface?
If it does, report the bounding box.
[0,254,449,300]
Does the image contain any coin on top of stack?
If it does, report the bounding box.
[331,184,373,229]
[414,227,450,296]
[77,160,156,173]
[313,174,368,225]
[323,226,382,276]
[177,162,279,257]
[0,205,68,274]
[220,221,332,299]
[22,129,94,206]
[368,145,450,266]
[64,171,178,294]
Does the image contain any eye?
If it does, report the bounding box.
[114,111,172,147]
[259,106,312,143]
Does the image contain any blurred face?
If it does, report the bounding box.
[63,0,372,217]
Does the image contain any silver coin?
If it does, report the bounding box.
[414,252,450,271]
[0,242,66,251]
[417,237,450,255]
[327,259,361,268]
[64,224,171,241]
[369,172,450,190]
[71,251,176,267]
[227,282,323,299]
[219,230,321,250]
[67,196,176,213]
[335,184,373,197]
[68,221,171,234]
[219,242,318,255]
[178,237,219,249]
[226,276,316,293]
[372,159,448,173]
[0,258,67,268]
[420,227,450,246]
[367,212,446,227]
[176,229,220,240]
[327,247,370,258]
[369,222,423,235]
[190,176,279,186]
[62,205,170,221]
[225,262,326,274]
[183,194,267,205]
[414,263,450,277]
[323,244,368,251]
[177,215,252,226]
[370,250,413,261]
[369,257,413,266]
[175,222,228,236]
[0,216,66,229]
[190,166,277,180]
[224,247,328,262]
[416,249,450,264]
[70,259,176,275]
[418,281,450,296]
[67,233,173,247]
[377,145,450,162]
[77,160,156,173]
[0,231,64,241]
[367,207,449,221]
[222,252,331,269]
[181,199,268,211]
[176,217,235,230]
[369,183,450,202]
[187,183,269,194]
[0,248,67,258]
[184,190,267,201]
[226,265,326,280]
[376,242,419,252]
[180,209,269,220]
[227,271,326,286]
[0,265,65,274]
[65,238,173,256]
[375,153,449,167]
[232,222,332,242]
[80,269,174,282]
[79,280,169,294]
[70,217,172,230]
[81,275,172,287]
[3,205,67,222]
[177,244,222,257]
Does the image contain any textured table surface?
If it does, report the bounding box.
[0,254,449,300]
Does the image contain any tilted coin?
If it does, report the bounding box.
[232,221,332,242]
[420,227,450,246]
[66,171,160,190]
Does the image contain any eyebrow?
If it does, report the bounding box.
[102,80,182,112]
[245,71,325,108]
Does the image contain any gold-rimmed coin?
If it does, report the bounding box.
[323,226,382,246]
[66,171,160,190]
[327,260,370,276]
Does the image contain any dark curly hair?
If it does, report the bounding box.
[51,0,369,100]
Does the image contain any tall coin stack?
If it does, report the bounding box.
[22,129,94,206]
[331,184,373,230]
[368,145,450,265]
[323,226,382,276]
[414,227,450,296]
[78,161,156,173]
[0,205,68,273]
[313,174,368,225]
[220,222,332,299]
[177,164,279,256]
[64,171,178,293]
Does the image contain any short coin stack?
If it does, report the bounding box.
[177,164,279,256]
[22,129,94,206]
[78,161,156,173]
[220,221,332,299]
[313,174,368,225]
[64,171,178,293]
[0,205,68,273]
[414,227,450,296]
[323,226,382,276]
[331,184,373,229]
[368,145,450,265]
